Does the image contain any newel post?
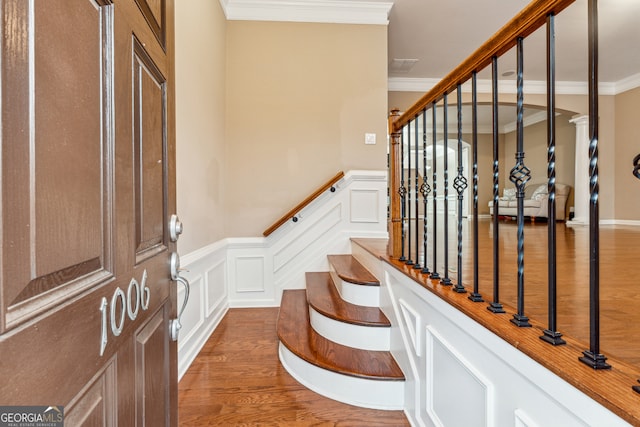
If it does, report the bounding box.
[388,108,402,258]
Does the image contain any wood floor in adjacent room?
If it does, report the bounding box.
[178,307,410,426]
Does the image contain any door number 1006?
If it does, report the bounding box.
[99,270,150,356]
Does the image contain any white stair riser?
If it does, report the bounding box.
[309,307,390,351]
[278,343,404,411]
[330,270,380,307]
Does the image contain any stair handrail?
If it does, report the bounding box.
[263,171,345,237]
[390,0,574,134]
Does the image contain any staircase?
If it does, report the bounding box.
[277,253,405,410]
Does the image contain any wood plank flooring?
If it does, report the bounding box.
[390,217,640,367]
[178,307,410,426]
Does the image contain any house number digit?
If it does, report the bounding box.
[99,269,151,356]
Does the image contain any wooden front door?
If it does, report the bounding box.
[0,0,178,425]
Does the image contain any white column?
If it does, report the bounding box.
[567,115,589,226]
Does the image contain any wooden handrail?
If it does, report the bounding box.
[391,0,575,133]
[262,171,345,237]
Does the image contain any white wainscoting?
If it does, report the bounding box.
[360,253,631,427]
[177,170,388,379]
[226,170,388,307]
[177,240,229,380]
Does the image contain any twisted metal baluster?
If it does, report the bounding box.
[441,94,452,286]
[579,0,610,369]
[453,86,467,294]
[469,73,483,302]
[414,117,422,270]
[509,37,532,328]
[541,13,565,346]
[488,56,505,314]
[421,108,432,274]
[431,103,441,280]
[399,129,407,262]
[406,121,414,266]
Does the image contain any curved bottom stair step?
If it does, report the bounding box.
[277,289,405,410]
[306,271,391,351]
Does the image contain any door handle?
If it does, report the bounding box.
[169,252,190,341]
[169,214,183,242]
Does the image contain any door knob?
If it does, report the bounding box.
[169,214,183,242]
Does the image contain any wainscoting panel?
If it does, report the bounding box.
[177,241,229,380]
[350,188,379,223]
[235,256,265,293]
[426,326,490,427]
[205,260,226,317]
[355,249,630,427]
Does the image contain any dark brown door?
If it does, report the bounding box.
[0,0,177,425]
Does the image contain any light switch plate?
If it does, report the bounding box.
[365,133,376,145]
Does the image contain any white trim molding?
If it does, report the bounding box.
[219,0,393,25]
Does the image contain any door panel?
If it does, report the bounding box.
[0,0,177,424]
[133,38,168,261]
[1,0,113,331]
[65,358,117,427]
[136,305,171,426]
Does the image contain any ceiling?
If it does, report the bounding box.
[386,0,640,86]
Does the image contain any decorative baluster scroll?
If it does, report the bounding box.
[453,86,467,294]
[509,37,532,328]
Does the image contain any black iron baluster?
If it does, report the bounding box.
[422,108,432,274]
[541,13,566,346]
[469,73,483,302]
[635,154,640,392]
[488,56,505,314]
[509,37,532,328]
[579,0,610,369]
[399,129,407,262]
[406,120,414,266]
[635,154,640,393]
[442,94,452,286]
[414,117,422,270]
[431,103,441,281]
[453,86,467,294]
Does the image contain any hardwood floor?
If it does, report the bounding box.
[178,308,410,426]
[393,217,640,367]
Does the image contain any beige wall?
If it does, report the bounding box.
[175,0,227,254]
[225,21,388,236]
[614,86,640,220]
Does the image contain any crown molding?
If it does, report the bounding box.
[389,75,640,96]
[219,0,393,25]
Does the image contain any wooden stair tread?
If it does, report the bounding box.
[278,290,404,381]
[306,272,390,327]
[328,254,379,286]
